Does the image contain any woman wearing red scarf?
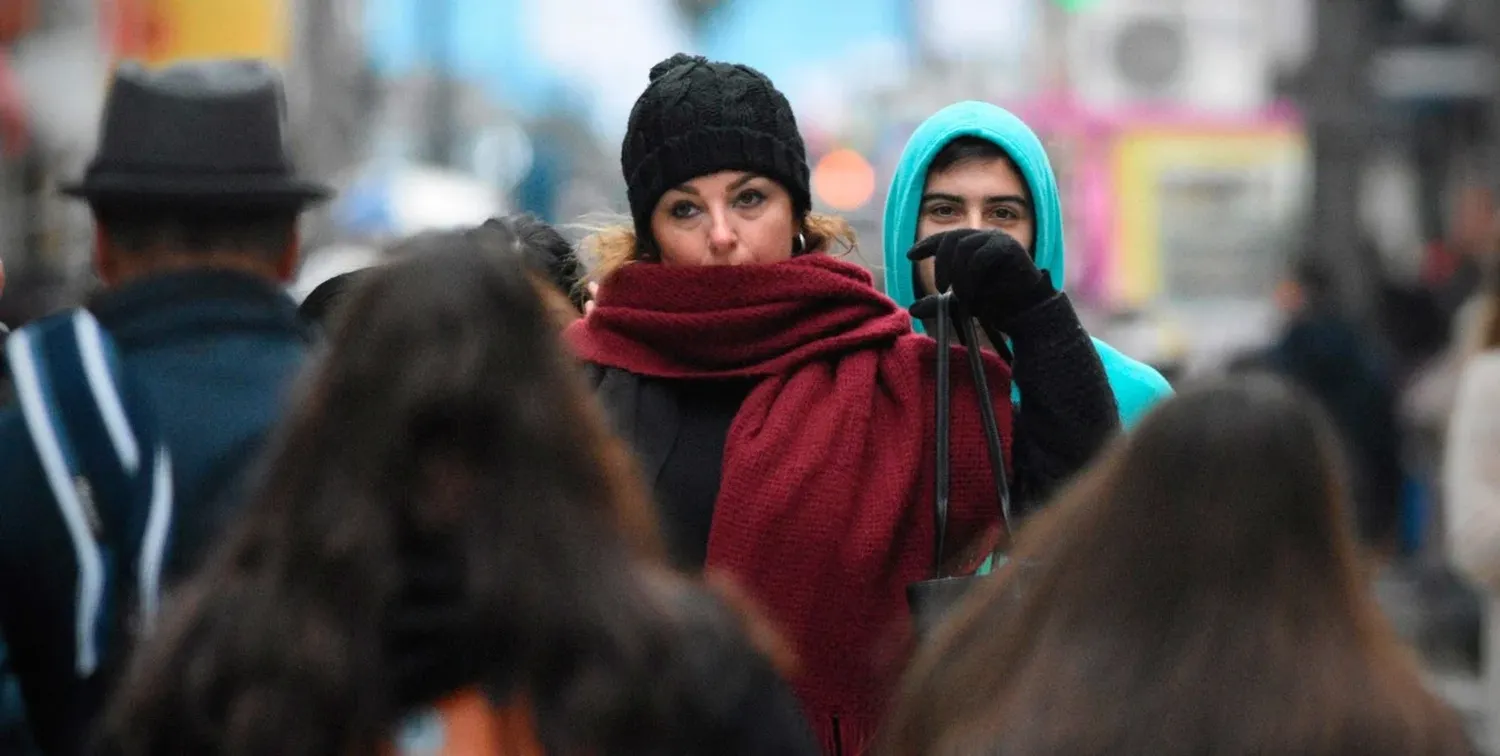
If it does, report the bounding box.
[567,54,1118,755]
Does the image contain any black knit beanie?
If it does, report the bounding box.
[621,54,811,248]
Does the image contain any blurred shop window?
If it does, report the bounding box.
[1157,166,1294,302]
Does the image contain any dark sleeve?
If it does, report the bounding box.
[663,590,820,756]
[0,413,40,756]
[0,636,40,756]
[693,641,818,756]
[986,292,1120,515]
[582,362,606,389]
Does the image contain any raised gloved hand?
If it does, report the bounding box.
[906,229,1055,325]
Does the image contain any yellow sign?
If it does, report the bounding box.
[1111,126,1307,306]
[125,0,289,65]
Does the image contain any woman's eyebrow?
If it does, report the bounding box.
[727,173,760,191]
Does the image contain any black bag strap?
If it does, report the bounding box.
[933,293,1012,578]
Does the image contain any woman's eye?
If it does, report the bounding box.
[926,205,956,219]
[734,189,766,207]
[669,201,700,219]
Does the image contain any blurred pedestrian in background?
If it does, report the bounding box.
[479,214,590,328]
[298,214,588,333]
[1446,268,1500,753]
[1260,260,1403,556]
[0,59,326,756]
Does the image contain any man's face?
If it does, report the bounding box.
[914,156,1035,296]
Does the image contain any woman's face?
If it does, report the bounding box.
[914,156,1035,296]
[649,171,798,267]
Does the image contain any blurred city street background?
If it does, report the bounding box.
[3,0,1500,743]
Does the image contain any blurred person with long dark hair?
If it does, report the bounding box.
[881,376,1474,756]
[1446,269,1500,752]
[98,230,817,756]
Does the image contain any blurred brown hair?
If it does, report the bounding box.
[478,215,590,316]
[881,375,1474,756]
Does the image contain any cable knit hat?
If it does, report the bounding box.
[621,54,811,246]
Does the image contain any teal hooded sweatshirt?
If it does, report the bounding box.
[882,101,1172,428]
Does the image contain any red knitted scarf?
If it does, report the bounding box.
[566,254,1012,754]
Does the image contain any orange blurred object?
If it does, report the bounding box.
[102,0,287,64]
[386,690,545,756]
[0,57,25,157]
[102,0,162,60]
[812,148,877,212]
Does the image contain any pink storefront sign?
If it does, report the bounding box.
[1006,92,1303,307]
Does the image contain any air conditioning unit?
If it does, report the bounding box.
[1066,0,1272,114]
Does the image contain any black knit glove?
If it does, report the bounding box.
[906,229,1055,326]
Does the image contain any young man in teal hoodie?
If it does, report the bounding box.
[883,101,1172,429]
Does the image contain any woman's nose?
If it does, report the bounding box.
[707,208,737,254]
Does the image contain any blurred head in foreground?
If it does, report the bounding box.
[882,375,1473,756]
